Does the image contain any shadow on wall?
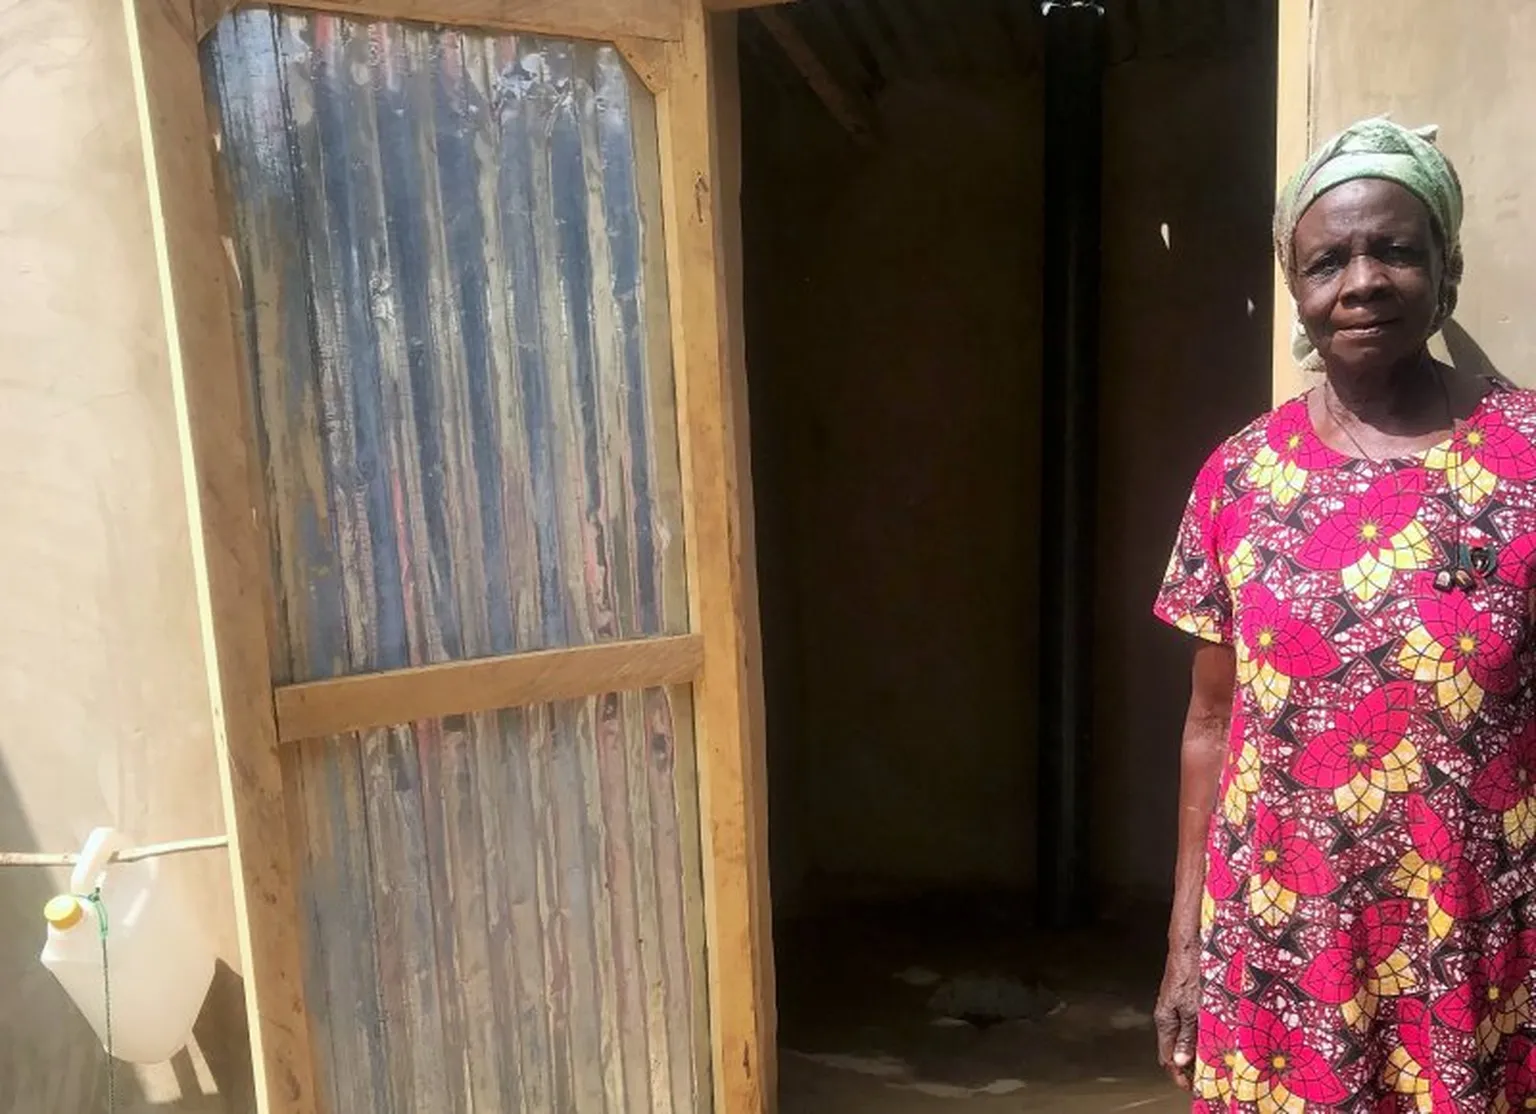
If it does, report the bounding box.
[1443,319,1509,386]
[0,761,254,1114]
[0,757,134,1113]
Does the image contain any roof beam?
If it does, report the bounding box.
[753,7,876,144]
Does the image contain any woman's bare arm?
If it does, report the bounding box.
[1154,641,1236,1089]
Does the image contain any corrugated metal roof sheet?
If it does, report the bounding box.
[742,0,1273,108]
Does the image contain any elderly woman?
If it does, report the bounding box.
[1153,117,1536,1112]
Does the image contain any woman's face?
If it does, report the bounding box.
[1289,178,1443,376]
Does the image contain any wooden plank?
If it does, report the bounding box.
[704,0,792,10]
[198,0,685,41]
[614,51,698,1113]
[274,634,706,741]
[657,4,775,1112]
[1272,0,1314,404]
[119,2,319,1112]
[754,7,875,143]
[616,35,671,92]
[706,12,777,1111]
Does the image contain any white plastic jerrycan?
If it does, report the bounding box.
[38,827,217,1064]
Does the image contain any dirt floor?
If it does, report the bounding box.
[774,894,1186,1113]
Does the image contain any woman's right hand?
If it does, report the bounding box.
[1154,942,1200,1090]
[1156,644,1233,1091]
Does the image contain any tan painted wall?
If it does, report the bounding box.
[1309,0,1536,390]
[0,1,252,1110]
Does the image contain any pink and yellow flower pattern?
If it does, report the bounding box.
[1244,403,1338,507]
[1221,713,1261,826]
[1298,899,1419,1030]
[1236,582,1341,716]
[1230,999,1348,1113]
[1218,494,1260,592]
[1296,470,1436,602]
[1391,795,1489,941]
[1291,683,1424,824]
[1425,404,1536,509]
[1248,804,1339,928]
[1433,930,1536,1055]
[1155,388,1536,1113]
[1193,1011,1240,1108]
[1398,586,1518,724]
[1471,722,1536,851]
[1493,1036,1536,1114]
[1384,998,1459,1113]
[1202,836,1239,937]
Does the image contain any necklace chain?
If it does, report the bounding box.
[1324,392,1377,462]
[1319,366,1456,463]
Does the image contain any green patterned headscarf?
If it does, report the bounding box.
[1274,117,1465,369]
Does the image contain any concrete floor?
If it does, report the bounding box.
[773,895,1185,1114]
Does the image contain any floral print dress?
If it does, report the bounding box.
[1155,386,1536,1113]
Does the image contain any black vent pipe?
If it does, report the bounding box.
[1038,0,1103,930]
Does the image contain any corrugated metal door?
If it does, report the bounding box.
[184,2,765,1111]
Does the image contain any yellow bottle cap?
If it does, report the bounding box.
[44,894,84,931]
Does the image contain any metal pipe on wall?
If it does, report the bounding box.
[1037,0,1104,929]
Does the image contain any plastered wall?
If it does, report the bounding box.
[1094,36,1277,902]
[1310,0,1536,390]
[0,1,251,1110]
[743,21,1275,915]
[743,72,1043,916]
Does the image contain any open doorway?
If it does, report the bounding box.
[735,1,1277,1108]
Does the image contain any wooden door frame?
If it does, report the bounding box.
[1271,0,1314,404]
[121,0,773,1111]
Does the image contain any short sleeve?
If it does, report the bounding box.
[1153,446,1234,644]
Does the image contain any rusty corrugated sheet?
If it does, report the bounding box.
[203,9,708,1112]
